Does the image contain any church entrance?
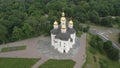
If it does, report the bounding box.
[64,50,66,53]
[63,46,66,53]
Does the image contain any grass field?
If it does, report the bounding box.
[82,34,120,68]
[39,59,75,68]
[0,58,40,68]
[1,45,26,52]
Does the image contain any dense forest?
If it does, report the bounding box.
[0,0,120,44]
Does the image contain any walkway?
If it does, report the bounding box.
[32,57,49,68]
[0,36,42,58]
[73,34,86,68]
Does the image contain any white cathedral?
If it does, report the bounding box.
[51,12,76,53]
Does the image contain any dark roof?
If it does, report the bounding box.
[55,32,70,41]
[51,29,58,34]
[51,25,61,34]
[68,28,76,34]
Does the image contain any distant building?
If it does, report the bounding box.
[51,12,76,53]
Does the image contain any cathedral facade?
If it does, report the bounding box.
[51,12,76,53]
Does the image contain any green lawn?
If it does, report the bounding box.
[0,58,40,68]
[82,34,120,68]
[39,59,75,68]
[1,45,26,52]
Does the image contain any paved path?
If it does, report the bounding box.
[73,34,87,68]
[32,57,49,68]
[0,36,42,58]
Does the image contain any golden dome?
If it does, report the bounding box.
[69,20,73,25]
[61,17,66,21]
[54,21,58,25]
[60,12,66,23]
[61,25,66,30]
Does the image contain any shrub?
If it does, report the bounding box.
[106,48,119,61]
[118,33,120,43]
[103,40,112,52]
[104,40,119,61]
[89,35,104,51]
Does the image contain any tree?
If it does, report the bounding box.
[97,3,110,17]
[103,40,112,51]
[114,2,120,16]
[89,37,97,48]
[119,32,120,43]
[46,0,67,12]
[88,10,100,24]
[83,25,90,32]
[73,1,89,22]
[89,35,104,51]
[103,40,119,61]
[12,26,23,41]
[97,41,104,51]
[107,48,119,61]
[23,16,40,36]
[101,17,113,27]
[89,1,110,17]
[0,24,7,44]
[22,23,32,38]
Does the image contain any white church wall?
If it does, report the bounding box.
[51,34,56,46]
[68,39,72,48]
[54,39,58,49]
[71,33,76,44]
[65,42,70,53]
[51,33,76,53]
